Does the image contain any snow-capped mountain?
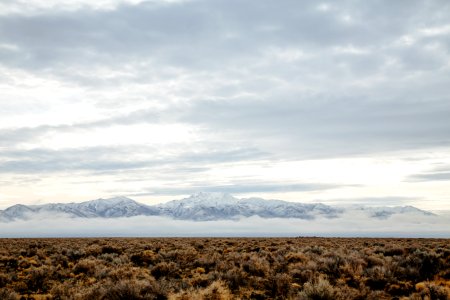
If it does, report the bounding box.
[156,193,243,220]
[155,192,342,220]
[350,205,435,219]
[0,192,435,222]
[0,196,158,221]
[1,204,35,220]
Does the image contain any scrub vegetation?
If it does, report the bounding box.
[0,238,449,299]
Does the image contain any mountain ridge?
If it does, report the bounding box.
[0,192,435,222]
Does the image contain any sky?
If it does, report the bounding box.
[1,0,450,211]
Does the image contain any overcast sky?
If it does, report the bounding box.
[0,0,450,210]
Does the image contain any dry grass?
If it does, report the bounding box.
[0,237,449,299]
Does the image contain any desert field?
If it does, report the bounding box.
[0,237,449,299]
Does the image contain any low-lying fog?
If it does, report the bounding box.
[1,210,449,238]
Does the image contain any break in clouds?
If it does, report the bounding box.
[0,0,450,212]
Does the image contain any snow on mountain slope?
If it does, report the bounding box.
[0,196,158,220]
[348,205,436,219]
[67,196,159,218]
[154,192,342,220]
[156,192,244,220]
[0,204,35,221]
[0,193,436,222]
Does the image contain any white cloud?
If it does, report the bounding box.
[419,24,450,37]
[1,212,449,238]
[316,3,331,12]
[42,123,196,149]
[0,0,186,15]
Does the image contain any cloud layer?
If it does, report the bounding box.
[1,212,449,238]
[0,0,450,211]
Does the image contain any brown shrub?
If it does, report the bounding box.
[171,280,232,300]
[414,281,449,300]
[0,256,18,271]
[381,246,404,257]
[99,279,167,300]
[199,280,232,300]
[286,252,308,264]
[101,245,122,255]
[318,255,346,283]
[26,266,51,293]
[73,258,99,276]
[0,237,448,299]
[242,255,270,277]
[85,244,103,257]
[297,276,335,300]
[0,273,10,288]
[267,273,292,298]
[12,281,27,294]
[151,262,180,279]
[364,266,390,290]
[222,267,248,292]
[0,288,18,300]
[131,250,159,267]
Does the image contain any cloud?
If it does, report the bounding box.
[0,146,269,174]
[407,164,450,182]
[129,182,344,197]
[408,172,450,182]
[0,0,155,15]
[180,96,450,158]
[0,109,160,147]
[1,0,450,208]
[316,197,423,206]
[1,1,448,75]
[0,211,449,238]
[1,0,449,157]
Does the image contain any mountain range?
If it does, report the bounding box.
[0,192,435,222]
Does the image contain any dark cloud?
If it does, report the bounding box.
[1,0,448,73]
[406,164,450,182]
[408,172,450,182]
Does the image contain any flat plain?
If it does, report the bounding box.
[0,237,449,299]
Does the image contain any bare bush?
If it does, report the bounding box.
[0,288,18,300]
[0,237,448,299]
[298,276,335,300]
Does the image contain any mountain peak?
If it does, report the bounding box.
[177,192,239,207]
[158,192,238,211]
[85,196,136,205]
[0,194,436,222]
